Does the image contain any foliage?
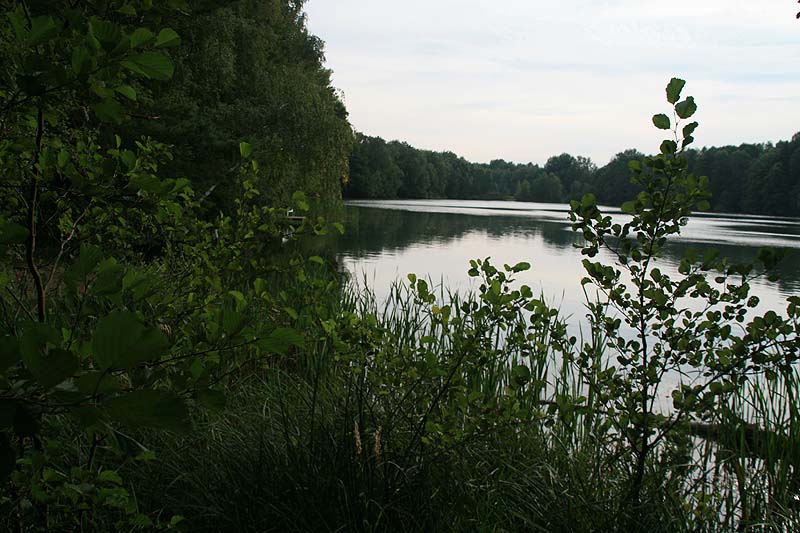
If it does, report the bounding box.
[0,1,341,529]
[127,80,800,525]
[128,264,577,531]
[347,129,800,217]
[127,0,353,210]
[568,78,800,513]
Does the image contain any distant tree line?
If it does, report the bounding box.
[346,132,800,216]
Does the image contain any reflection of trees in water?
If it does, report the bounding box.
[331,206,800,296]
[338,206,579,255]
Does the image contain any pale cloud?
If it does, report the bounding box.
[305,0,800,165]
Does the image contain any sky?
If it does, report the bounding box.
[304,0,800,166]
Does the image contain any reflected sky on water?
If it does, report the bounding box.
[331,199,800,408]
[335,199,800,323]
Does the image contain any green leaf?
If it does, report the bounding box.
[92,99,125,124]
[682,121,699,138]
[98,470,123,485]
[104,390,190,432]
[130,174,162,193]
[27,16,57,47]
[76,372,123,396]
[239,142,252,158]
[28,349,80,389]
[511,262,531,273]
[0,218,29,244]
[118,5,138,17]
[120,149,137,170]
[652,114,671,130]
[660,140,678,155]
[20,322,61,367]
[130,28,154,48]
[85,27,101,51]
[332,222,345,235]
[155,28,180,48]
[253,278,268,296]
[90,17,122,47]
[6,8,26,43]
[115,85,137,101]
[292,191,309,212]
[71,46,92,76]
[675,96,697,119]
[66,244,103,283]
[92,311,169,369]
[93,258,124,295]
[221,307,246,337]
[57,149,70,168]
[0,336,20,372]
[20,324,79,388]
[511,364,531,386]
[121,52,174,80]
[666,78,686,104]
[258,328,305,356]
[228,290,247,308]
[621,201,636,215]
[308,256,325,266]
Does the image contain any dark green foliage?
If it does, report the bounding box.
[347,133,560,201]
[347,132,800,216]
[0,1,345,528]
[569,79,800,517]
[128,0,353,210]
[347,134,403,198]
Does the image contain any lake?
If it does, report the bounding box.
[335,199,800,326]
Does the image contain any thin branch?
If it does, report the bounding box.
[4,286,36,322]
[149,339,261,367]
[44,204,91,295]
[25,107,46,322]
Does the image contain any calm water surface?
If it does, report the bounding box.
[335,199,800,323]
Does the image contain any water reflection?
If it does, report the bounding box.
[333,200,800,316]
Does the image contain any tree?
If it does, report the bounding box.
[128,0,353,209]
[545,153,595,199]
[0,2,337,527]
[569,78,799,514]
[529,173,564,203]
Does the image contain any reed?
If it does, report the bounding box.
[125,274,800,531]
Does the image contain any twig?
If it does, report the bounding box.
[4,286,36,322]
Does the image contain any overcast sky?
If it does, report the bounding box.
[305,1,800,166]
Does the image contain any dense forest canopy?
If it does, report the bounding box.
[125,0,353,209]
[0,0,352,210]
[347,132,800,217]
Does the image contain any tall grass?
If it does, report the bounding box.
[127,275,800,531]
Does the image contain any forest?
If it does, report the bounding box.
[347,132,800,216]
[1,1,799,531]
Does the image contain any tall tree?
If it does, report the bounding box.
[129,0,353,209]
